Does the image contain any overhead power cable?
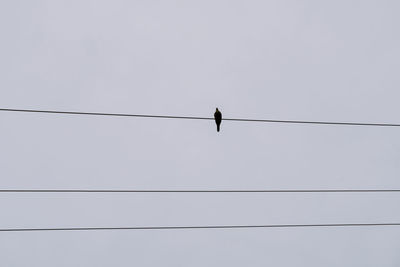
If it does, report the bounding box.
[1,108,400,127]
[1,189,400,193]
[1,223,400,232]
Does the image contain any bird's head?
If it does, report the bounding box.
[216,108,219,111]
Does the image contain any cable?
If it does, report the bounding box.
[1,189,400,193]
[1,223,400,232]
[1,108,400,127]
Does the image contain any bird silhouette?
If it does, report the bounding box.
[214,108,222,132]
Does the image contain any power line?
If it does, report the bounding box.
[1,223,400,232]
[1,108,400,127]
[1,189,400,193]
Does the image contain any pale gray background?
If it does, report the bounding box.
[1,0,400,266]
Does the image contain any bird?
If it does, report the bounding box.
[214,108,222,132]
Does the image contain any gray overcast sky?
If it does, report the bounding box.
[1,0,400,266]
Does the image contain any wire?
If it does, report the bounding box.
[1,223,400,232]
[1,108,400,127]
[1,189,400,193]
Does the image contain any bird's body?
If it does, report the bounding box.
[214,108,222,132]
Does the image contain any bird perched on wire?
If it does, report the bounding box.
[214,108,222,132]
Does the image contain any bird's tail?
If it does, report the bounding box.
[217,125,220,132]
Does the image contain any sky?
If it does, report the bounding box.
[1,0,400,266]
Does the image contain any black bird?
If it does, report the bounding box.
[214,108,222,132]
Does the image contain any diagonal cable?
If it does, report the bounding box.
[1,189,400,193]
[1,108,400,127]
[1,223,400,232]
